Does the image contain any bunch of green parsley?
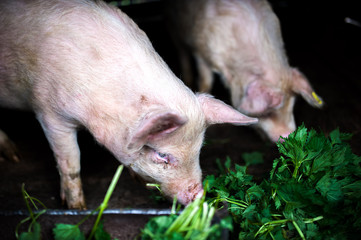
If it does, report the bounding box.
[139,196,232,240]
[205,125,361,239]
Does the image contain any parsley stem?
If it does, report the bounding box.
[292,220,306,240]
[22,184,34,223]
[303,216,323,223]
[255,219,289,237]
[146,183,162,194]
[76,207,100,227]
[292,162,300,179]
[166,198,200,234]
[211,197,248,209]
[88,165,123,240]
[171,196,177,215]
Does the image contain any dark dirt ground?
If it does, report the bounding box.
[0,0,360,239]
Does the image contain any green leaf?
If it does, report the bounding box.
[53,224,85,240]
[331,146,348,166]
[276,181,324,210]
[94,221,111,240]
[143,215,176,236]
[270,158,280,180]
[203,175,216,193]
[294,124,308,145]
[329,129,353,145]
[274,196,282,210]
[329,128,342,145]
[246,185,264,201]
[342,180,361,198]
[215,158,225,174]
[19,222,41,240]
[224,156,232,171]
[242,204,257,219]
[219,216,233,231]
[242,152,264,166]
[316,173,344,203]
[305,222,319,239]
[311,156,330,176]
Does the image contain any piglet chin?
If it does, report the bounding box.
[177,183,204,205]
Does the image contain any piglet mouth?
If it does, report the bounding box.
[176,183,204,205]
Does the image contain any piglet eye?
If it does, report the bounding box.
[158,152,167,158]
[156,151,169,164]
[152,150,177,166]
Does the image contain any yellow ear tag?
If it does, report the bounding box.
[312,92,322,105]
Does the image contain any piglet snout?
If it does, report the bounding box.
[269,131,293,143]
[279,132,291,142]
[177,182,204,205]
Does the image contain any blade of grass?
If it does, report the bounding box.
[171,196,177,215]
[199,202,208,229]
[88,165,123,240]
[204,206,215,230]
[166,198,201,234]
[22,184,34,222]
[146,183,162,194]
[18,184,47,239]
[15,217,31,239]
[292,220,306,240]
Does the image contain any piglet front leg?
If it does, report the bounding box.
[38,113,86,209]
[0,129,20,162]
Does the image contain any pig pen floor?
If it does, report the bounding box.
[0,1,360,239]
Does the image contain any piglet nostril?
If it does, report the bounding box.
[189,183,204,202]
[177,182,204,205]
[193,188,204,201]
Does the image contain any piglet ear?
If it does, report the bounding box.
[291,68,324,108]
[128,111,187,150]
[197,94,258,126]
[239,80,284,116]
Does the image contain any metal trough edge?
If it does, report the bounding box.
[0,208,176,216]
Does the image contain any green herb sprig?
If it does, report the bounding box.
[17,165,123,240]
[205,124,361,239]
[139,192,232,240]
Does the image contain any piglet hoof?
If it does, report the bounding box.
[61,175,87,209]
[0,130,20,162]
[62,190,87,210]
[67,199,87,210]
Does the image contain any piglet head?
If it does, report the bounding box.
[126,94,257,205]
[254,95,297,143]
[237,79,292,142]
[239,80,284,116]
[125,110,201,205]
[239,69,324,142]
